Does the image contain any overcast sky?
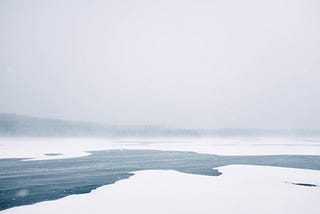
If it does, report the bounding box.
[0,0,320,129]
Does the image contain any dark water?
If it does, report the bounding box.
[291,182,317,187]
[1,149,320,211]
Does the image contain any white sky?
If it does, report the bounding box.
[0,0,320,129]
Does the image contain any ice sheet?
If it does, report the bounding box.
[0,137,320,160]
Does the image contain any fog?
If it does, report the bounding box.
[0,0,319,129]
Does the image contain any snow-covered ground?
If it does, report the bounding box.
[0,137,320,160]
[1,137,320,214]
[2,165,320,214]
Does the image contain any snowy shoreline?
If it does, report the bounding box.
[2,165,320,214]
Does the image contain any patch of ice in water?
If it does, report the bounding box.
[16,189,29,197]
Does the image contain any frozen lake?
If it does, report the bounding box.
[1,138,320,213]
